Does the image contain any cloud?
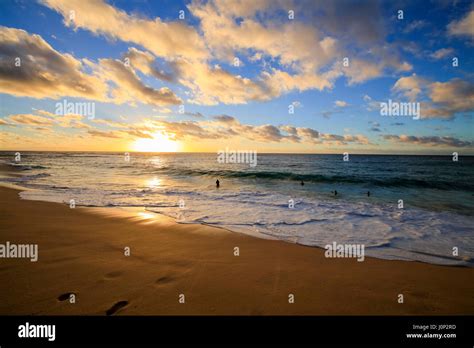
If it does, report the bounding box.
[174,59,272,105]
[429,48,454,60]
[448,9,474,38]
[152,115,367,146]
[296,0,412,85]
[124,47,175,82]
[6,106,373,148]
[189,0,337,71]
[261,68,334,97]
[423,78,474,118]
[0,26,108,101]
[92,119,129,128]
[391,75,474,119]
[120,49,281,106]
[342,59,382,85]
[55,114,92,129]
[294,127,320,141]
[41,0,208,60]
[403,20,427,33]
[341,56,411,86]
[295,0,386,44]
[0,26,182,108]
[5,109,165,142]
[342,134,370,145]
[119,129,154,139]
[251,124,288,142]
[6,114,55,126]
[392,73,425,101]
[383,134,473,148]
[186,0,409,100]
[36,0,415,106]
[97,58,182,106]
[184,111,204,118]
[4,110,93,130]
[363,94,383,111]
[87,129,121,138]
[203,0,274,18]
[213,115,239,124]
[155,108,172,114]
[154,120,223,140]
[320,133,370,146]
[334,100,348,107]
[41,0,283,105]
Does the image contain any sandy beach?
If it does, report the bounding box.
[0,176,473,315]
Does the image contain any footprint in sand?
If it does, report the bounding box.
[57,292,75,302]
[155,276,175,285]
[104,271,123,279]
[106,301,129,316]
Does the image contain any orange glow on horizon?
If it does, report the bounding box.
[132,132,180,152]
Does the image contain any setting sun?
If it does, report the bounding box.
[132,132,180,152]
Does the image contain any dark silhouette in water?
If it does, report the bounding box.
[333,190,338,196]
[367,191,370,197]
[300,181,304,186]
[216,179,220,188]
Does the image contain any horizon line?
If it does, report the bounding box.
[0,149,473,156]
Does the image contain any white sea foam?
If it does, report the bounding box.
[18,186,474,266]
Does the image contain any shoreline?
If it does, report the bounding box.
[1,161,471,268]
[1,185,474,315]
[3,178,470,268]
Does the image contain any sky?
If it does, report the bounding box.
[0,0,473,154]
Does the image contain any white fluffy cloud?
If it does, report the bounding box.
[0,27,108,101]
[448,9,474,38]
[97,58,182,107]
[37,0,415,105]
[392,74,425,101]
[41,0,208,60]
[392,75,474,118]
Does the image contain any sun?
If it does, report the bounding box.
[132,132,180,152]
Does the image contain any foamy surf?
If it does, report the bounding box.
[1,152,473,266]
[15,185,474,266]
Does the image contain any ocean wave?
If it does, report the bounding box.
[0,173,50,182]
[153,167,473,191]
[16,182,474,266]
[8,163,49,170]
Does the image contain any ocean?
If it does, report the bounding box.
[1,151,473,266]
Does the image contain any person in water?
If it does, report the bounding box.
[367,191,370,197]
[333,190,338,196]
[300,181,304,186]
[216,179,220,188]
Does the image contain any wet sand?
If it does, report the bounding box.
[0,183,473,315]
